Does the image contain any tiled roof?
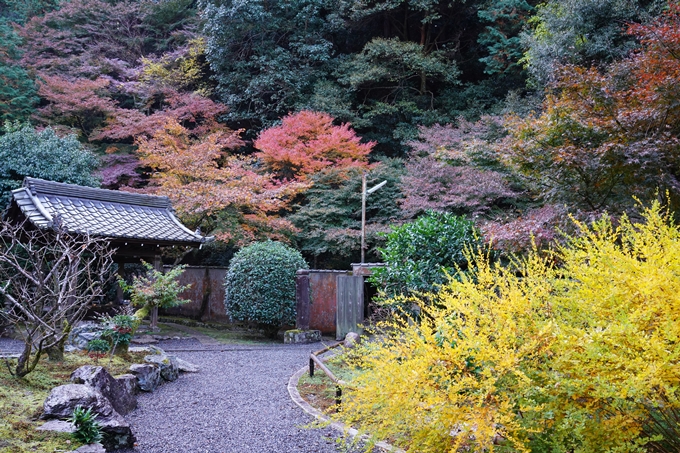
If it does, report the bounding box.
[10,178,209,245]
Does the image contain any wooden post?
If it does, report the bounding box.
[151,255,162,331]
[360,176,386,265]
[296,270,311,330]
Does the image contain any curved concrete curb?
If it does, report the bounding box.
[288,366,405,453]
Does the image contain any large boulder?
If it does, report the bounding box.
[70,366,137,415]
[42,384,114,420]
[116,374,138,397]
[144,345,200,374]
[129,363,161,392]
[41,384,136,452]
[66,322,107,352]
[175,357,199,373]
[344,332,361,348]
[144,353,179,382]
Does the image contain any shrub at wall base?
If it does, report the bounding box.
[224,241,308,338]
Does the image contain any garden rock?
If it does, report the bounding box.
[42,384,114,420]
[67,443,106,453]
[129,363,161,391]
[98,411,136,451]
[144,353,179,382]
[344,332,360,348]
[284,329,321,344]
[70,366,137,415]
[42,383,135,452]
[130,334,158,345]
[36,419,75,433]
[66,322,107,352]
[116,373,138,396]
[175,357,199,373]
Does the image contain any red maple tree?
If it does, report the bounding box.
[93,90,228,142]
[34,75,117,138]
[254,111,374,181]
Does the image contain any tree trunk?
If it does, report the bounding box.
[14,341,42,378]
[46,330,69,362]
[150,306,159,331]
[45,345,64,362]
[151,255,162,331]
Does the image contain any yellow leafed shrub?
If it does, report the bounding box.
[337,201,680,453]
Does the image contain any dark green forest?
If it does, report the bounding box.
[0,0,677,267]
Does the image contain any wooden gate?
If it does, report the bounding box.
[336,275,364,340]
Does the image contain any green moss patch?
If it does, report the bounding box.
[0,351,145,453]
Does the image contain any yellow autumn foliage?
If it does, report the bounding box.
[140,38,211,96]
[338,201,680,453]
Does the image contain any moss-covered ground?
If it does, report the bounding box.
[0,350,146,453]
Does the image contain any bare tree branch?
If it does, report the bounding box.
[0,217,115,376]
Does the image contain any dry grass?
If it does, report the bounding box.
[297,371,340,413]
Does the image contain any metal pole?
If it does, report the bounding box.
[361,172,367,264]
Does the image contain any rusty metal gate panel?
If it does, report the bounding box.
[336,275,364,340]
[308,270,348,334]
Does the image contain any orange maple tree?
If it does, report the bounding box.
[136,118,308,245]
[254,110,374,181]
[502,3,680,212]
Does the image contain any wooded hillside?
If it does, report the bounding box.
[0,0,675,266]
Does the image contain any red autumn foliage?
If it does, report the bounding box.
[18,0,192,79]
[20,0,141,78]
[254,111,374,181]
[400,156,517,217]
[93,90,227,142]
[21,0,206,144]
[402,117,518,217]
[480,204,568,255]
[99,154,141,189]
[34,75,117,137]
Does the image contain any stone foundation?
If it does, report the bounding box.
[283,329,322,344]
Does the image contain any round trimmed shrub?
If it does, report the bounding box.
[224,241,308,336]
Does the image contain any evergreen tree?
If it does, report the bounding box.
[200,0,339,134]
[0,123,100,205]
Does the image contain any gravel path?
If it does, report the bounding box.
[0,336,23,357]
[119,338,349,453]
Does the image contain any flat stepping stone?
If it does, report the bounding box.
[131,335,159,345]
[67,443,106,453]
[128,346,154,353]
[36,420,75,433]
